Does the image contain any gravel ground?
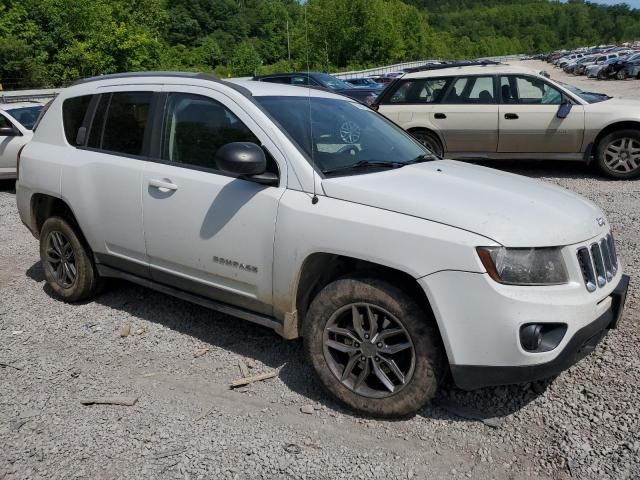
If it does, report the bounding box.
[1,72,639,479]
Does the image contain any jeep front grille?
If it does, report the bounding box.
[577,233,618,292]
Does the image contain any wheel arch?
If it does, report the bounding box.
[593,121,640,153]
[292,253,446,356]
[30,194,90,248]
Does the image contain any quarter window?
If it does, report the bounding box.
[160,93,259,171]
[387,78,451,104]
[62,95,92,145]
[442,76,495,104]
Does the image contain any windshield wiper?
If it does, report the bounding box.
[322,160,404,175]
[405,153,437,164]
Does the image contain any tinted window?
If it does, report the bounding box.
[100,92,152,155]
[0,114,14,130]
[443,76,495,104]
[62,95,92,145]
[387,78,451,104]
[260,76,291,84]
[504,76,562,105]
[291,75,309,86]
[161,93,259,170]
[6,106,43,130]
[87,95,109,149]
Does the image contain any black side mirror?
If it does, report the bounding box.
[0,126,18,136]
[215,142,278,186]
[557,102,572,119]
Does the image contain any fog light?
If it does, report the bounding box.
[520,324,542,351]
[520,323,567,353]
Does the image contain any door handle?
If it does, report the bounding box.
[504,113,519,120]
[149,178,178,192]
[434,113,447,119]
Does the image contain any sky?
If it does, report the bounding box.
[587,0,640,7]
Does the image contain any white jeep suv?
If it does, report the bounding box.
[16,72,629,417]
[375,64,640,179]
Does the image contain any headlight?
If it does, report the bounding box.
[476,247,568,286]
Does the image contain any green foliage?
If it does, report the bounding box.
[1,0,639,89]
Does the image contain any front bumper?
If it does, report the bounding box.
[451,274,629,390]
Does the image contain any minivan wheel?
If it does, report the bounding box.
[40,216,101,302]
[596,130,640,179]
[410,130,444,157]
[303,277,444,417]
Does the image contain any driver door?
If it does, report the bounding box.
[498,75,584,154]
[141,85,287,315]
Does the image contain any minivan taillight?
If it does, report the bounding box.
[16,144,26,181]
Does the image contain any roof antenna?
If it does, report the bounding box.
[304,3,319,205]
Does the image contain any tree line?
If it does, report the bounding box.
[1,0,639,90]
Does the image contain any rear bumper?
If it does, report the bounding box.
[451,274,629,390]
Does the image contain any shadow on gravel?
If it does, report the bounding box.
[469,159,604,180]
[27,259,549,424]
[0,179,16,192]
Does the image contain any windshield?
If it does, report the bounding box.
[256,96,431,175]
[6,105,43,130]
[557,81,610,104]
[314,74,353,91]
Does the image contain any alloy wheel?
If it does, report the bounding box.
[603,138,640,174]
[45,230,77,288]
[323,303,416,399]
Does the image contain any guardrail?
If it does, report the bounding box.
[333,60,445,79]
[0,88,61,104]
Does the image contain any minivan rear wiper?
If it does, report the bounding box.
[322,160,404,175]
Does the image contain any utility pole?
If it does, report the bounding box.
[287,18,291,68]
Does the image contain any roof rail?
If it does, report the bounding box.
[70,71,221,86]
[68,71,254,98]
[402,60,501,74]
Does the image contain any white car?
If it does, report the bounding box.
[375,64,640,178]
[0,102,43,179]
[16,72,629,417]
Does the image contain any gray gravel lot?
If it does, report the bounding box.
[1,70,639,479]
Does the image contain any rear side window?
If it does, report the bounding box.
[443,76,495,104]
[62,95,92,145]
[260,76,290,84]
[386,78,451,104]
[87,92,152,156]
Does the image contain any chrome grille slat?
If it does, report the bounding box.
[577,232,618,292]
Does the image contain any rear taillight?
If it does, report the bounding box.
[17,144,26,181]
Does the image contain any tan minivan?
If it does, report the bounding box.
[375,64,640,179]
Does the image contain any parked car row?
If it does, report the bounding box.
[546,46,640,80]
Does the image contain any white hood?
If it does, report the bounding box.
[321,160,605,247]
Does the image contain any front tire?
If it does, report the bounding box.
[303,277,445,417]
[40,216,101,302]
[596,130,640,179]
[616,69,627,80]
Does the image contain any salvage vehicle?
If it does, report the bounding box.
[375,63,640,178]
[597,53,637,80]
[624,54,640,79]
[0,102,43,179]
[16,72,629,417]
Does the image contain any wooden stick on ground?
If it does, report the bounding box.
[80,397,139,406]
[230,371,277,388]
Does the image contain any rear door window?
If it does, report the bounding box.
[442,76,495,104]
[87,92,153,156]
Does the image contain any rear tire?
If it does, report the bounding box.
[40,216,101,302]
[410,130,444,158]
[303,277,445,417]
[616,69,627,80]
[595,129,640,179]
